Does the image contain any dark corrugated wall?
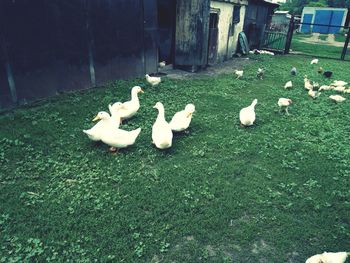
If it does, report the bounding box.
[0,0,157,111]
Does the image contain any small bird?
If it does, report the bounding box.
[290,67,297,76]
[317,67,324,74]
[158,61,166,68]
[234,70,244,79]
[306,251,349,263]
[329,95,346,102]
[334,86,346,92]
[304,76,313,90]
[278,98,292,115]
[323,71,333,78]
[256,68,265,79]
[310,58,319,64]
[308,89,320,99]
[239,99,258,127]
[284,81,293,89]
[146,74,161,86]
[319,85,333,91]
[312,82,319,90]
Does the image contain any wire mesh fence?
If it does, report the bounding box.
[290,22,350,61]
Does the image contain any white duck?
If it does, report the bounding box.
[310,58,319,65]
[145,74,161,86]
[239,99,257,126]
[152,102,173,149]
[329,95,346,102]
[107,101,123,126]
[169,104,195,132]
[109,86,144,121]
[284,81,293,89]
[83,111,118,141]
[92,112,141,153]
[306,251,349,263]
[278,98,292,115]
[235,70,244,79]
[101,128,141,153]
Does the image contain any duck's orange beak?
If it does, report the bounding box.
[140,89,144,93]
[92,115,100,122]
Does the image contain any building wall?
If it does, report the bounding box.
[210,1,246,63]
[0,0,158,111]
[301,7,348,25]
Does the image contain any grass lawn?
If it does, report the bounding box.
[1,54,350,262]
[291,34,346,60]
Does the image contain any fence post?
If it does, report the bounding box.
[341,27,350,60]
[284,15,295,54]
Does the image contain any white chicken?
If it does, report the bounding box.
[158,61,166,68]
[146,74,161,86]
[234,70,244,79]
[239,99,257,126]
[331,80,348,87]
[278,98,292,115]
[305,251,349,263]
[319,85,333,91]
[333,86,346,92]
[329,95,346,102]
[257,68,265,79]
[310,58,319,65]
[308,89,320,99]
[284,81,293,89]
[304,76,314,90]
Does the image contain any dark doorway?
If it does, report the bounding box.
[208,12,219,65]
[157,0,176,65]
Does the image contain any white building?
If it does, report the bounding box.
[209,0,248,63]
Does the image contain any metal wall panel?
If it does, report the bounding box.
[313,10,332,34]
[50,0,91,92]
[0,0,158,110]
[2,0,60,104]
[88,0,146,84]
[143,0,159,74]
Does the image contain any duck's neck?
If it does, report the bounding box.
[131,91,139,105]
[156,108,166,123]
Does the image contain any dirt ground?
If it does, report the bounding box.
[158,56,254,80]
[297,33,345,47]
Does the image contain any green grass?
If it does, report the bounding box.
[1,55,350,262]
[292,33,346,60]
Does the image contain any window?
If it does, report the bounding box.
[232,5,241,24]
